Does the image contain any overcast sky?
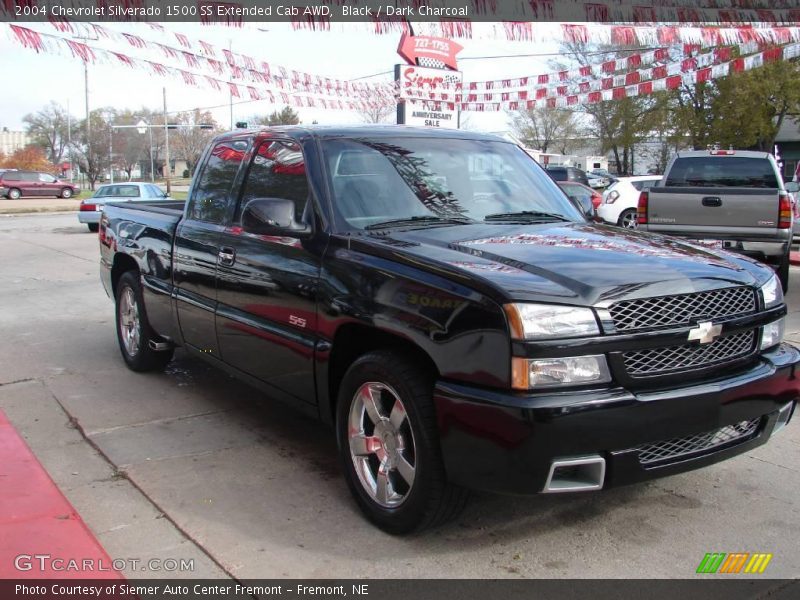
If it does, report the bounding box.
[0,22,557,134]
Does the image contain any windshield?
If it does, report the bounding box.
[322,137,583,230]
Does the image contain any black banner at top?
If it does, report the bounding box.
[2,0,800,23]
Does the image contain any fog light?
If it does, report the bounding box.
[512,355,611,389]
[760,318,785,351]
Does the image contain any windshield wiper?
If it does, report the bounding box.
[364,215,473,230]
[483,210,570,222]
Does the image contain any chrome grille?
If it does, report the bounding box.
[623,331,756,377]
[637,418,761,466]
[609,286,755,332]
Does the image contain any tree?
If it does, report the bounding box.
[258,106,301,126]
[358,102,395,124]
[510,106,578,153]
[171,109,219,175]
[23,102,75,165]
[0,145,53,171]
[710,60,800,151]
[73,108,112,190]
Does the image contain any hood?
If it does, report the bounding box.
[361,222,771,305]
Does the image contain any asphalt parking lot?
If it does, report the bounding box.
[2,212,800,579]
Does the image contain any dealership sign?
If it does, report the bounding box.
[397,65,462,129]
[397,34,463,71]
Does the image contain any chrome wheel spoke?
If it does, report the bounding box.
[389,400,407,430]
[375,464,392,505]
[359,384,384,424]
[350,434,379,456]
[395,453,416,487]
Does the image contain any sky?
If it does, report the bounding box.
[0,22,559,134]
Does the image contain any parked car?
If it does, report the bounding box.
[586,172,609,189]
[546,165,589,186]
[640,150,792,290]
[597,176,662,229]
[0,171,80,199]
[591,168,618,183]
[558,181,601,219]
[79,182,169,232]
[99,126,798,533]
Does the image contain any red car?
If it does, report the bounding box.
[0,171,80,199]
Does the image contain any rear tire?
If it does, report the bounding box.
[618,208,638,229]
[115,271,173,372]
[87,223,99,233]
[336,350,468,534]
[8,188,21,200]
[778,253,790,293]
[60,188,73,199]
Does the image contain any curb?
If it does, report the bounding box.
[0,207,78,215]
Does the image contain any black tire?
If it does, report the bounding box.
[60,188,73,199]
[115,271,173,372]
[87,223,99,233]
[8,188,21,200]
[778,253,790,293]
[335,350,468,534]
[618,208,638,229]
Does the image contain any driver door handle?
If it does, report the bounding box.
[218,246,236,266]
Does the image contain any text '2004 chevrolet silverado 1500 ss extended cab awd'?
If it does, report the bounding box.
[99,127,799,533]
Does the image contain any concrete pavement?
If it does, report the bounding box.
[1,213,800,579]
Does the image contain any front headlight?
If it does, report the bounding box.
[760,273,783,309]
[505,303,600,340]
[512,355,612,389]
[605,190,620,203]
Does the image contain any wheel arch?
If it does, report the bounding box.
[111,253,139,298]
[320,323,439,425]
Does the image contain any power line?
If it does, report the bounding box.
[458,46,667,61]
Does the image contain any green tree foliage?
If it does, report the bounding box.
[265,106,301,126]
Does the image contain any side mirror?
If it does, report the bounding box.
[241,198,311,237]
[786,182,799,193]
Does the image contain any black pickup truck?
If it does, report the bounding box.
[99,126,798,533]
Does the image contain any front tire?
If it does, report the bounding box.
[8,188,21,200]
[618,208,638,229]
[336,350,468,534]
[115,271,173,372]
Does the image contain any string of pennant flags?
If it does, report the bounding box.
[41,19,800,96]
[5,21,800,113]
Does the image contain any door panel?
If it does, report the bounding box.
[215,137,321,403]
[173,138,248,355]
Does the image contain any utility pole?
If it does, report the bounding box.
[109,125,113,184]
[67,99,72,183]
[163,87,171,194]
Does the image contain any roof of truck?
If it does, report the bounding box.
[675,150,773,159]
[212,125,508,143]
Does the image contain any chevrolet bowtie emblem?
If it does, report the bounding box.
[688,321,723,344]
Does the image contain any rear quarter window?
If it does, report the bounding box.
[665,157,778,188]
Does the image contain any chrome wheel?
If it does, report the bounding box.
[118,286,141,357]
[348,382,416,508]
[620,210,638,229]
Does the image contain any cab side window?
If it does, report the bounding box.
[236,140,309,223]
[187,140,247,223]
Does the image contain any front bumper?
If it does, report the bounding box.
[435,343,799,495]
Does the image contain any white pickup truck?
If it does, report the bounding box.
[639,150,793,290]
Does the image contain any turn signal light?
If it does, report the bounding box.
[778,192,792,229]
[637,191,648,224]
